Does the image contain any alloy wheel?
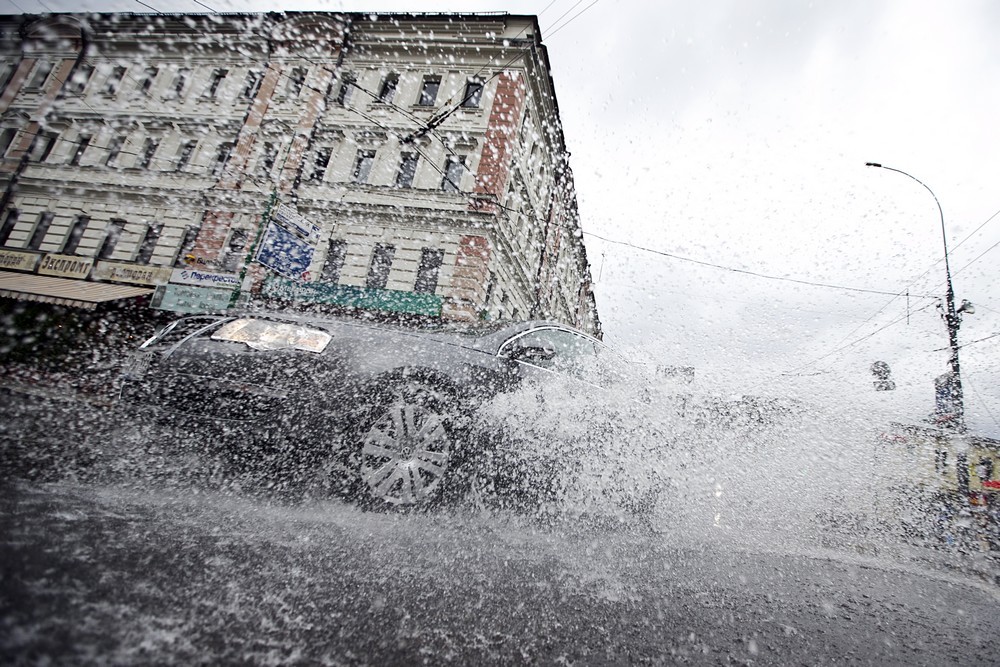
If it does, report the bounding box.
[359,400,451,505]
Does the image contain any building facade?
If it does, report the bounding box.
[0,11,601,336]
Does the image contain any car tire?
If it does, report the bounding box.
[351,381,458,509]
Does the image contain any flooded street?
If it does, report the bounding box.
[3,389,1000,664]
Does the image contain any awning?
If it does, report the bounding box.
[0,271,153,310]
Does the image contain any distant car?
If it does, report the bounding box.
[118,313,628,508]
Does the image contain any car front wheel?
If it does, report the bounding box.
[357,385,453,507]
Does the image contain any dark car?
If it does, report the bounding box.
[118,312,628,508]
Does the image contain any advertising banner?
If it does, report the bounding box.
[255,222,315,281]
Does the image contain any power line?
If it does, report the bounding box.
[582,229,933,297]
[795,203,1000,373]
[132,0,162,13]
[932,331,1000,352]
[542,0,586,36]
[780,302,936,377]
[965,376,1000,432]
[545,0,601,39]
[952,236,1000,278]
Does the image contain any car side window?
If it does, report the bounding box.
[503,328,599,377]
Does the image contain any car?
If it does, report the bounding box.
[118,312,631,509]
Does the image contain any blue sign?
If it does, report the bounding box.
[255,221,315,280]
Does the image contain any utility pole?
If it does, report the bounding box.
[866,162,973,431]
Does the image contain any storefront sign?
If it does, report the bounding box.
[0,249,39,272]
[151,283,234,314]
[38,254,94,279]
[262,276,443,317]
[170,268,241,289]
[93,261,172,286]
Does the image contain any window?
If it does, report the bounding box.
[174,225,199,267]
[441,155,465,192]
[287,67,307,98]
[138,138,159,169]
[175,140,197,172]
[62,215,89,254]
[0,128,16,157]
[366,243,395,289]
[936,449,948,474]
[105,135,125,166]
[97,219,126,260]
[211,141,233,178]
[0,64,13,92]
[205,69,228,99]
[0,209,19,246]
[334,74,355,106]
[418,77,440,106]
[257,142,277,178]
[353,150,375,184]
[138,67,158,96]
[395,152,418,188]
[414,248,444,294]
[103,66,126,95]
[67,64,94,95]
[69,134,91,166]
[172,69,190,98]
[26,61,53,89]
[462,78,484,108]
[28,131,58,163]
[978,457,995,483]
[321,239,347,283]
[136,224,162,264]
[241,70,261,99]
[484,271,496,309]
[308,147,331,182]
[377,74,398,103]
[220,229,248,272]
[27,212,53,251]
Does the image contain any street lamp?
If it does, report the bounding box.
[865,162,971,431]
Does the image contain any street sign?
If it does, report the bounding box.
[272,203,321,244]
[255,221,315,281]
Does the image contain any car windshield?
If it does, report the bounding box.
[1,4,999,665]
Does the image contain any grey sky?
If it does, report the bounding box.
[9,0,1000,435]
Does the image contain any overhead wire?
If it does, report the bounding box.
[784,201,1000,376]
[543,0,602,39]
[779,302,937,377]
[540,0,586,37]
[581,229,935,297]
[932,331,1000,352]
[965,376,1000,432]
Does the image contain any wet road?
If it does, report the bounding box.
[2,390,1000,664]
[3,482,1000,665]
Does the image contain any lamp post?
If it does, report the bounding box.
[866,162,971,431]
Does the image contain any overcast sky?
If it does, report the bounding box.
[10,0,1000,436]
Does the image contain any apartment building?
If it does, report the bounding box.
[0,11,601,336]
